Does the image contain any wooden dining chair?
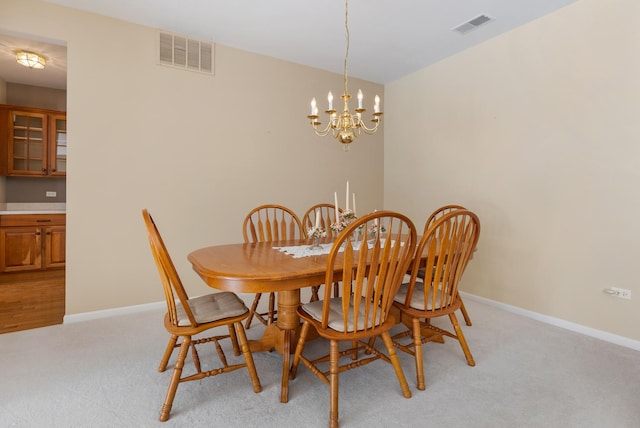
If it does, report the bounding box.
[289,210,417,428]
[416,204,473,326]
[242,204,305,328]
[301,203,343,301]
[142,209,262,421]
[392,209,480,391]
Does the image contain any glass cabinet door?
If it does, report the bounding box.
[50,114,67,176]
[9,111,47,175]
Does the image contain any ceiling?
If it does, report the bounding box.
[1,0,579,90]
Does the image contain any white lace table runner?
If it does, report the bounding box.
[273,239,388,259]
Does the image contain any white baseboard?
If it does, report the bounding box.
[461,291,640,352]
[63,292,640,352]
[63,301,165,324]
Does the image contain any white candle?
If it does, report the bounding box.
[310,97,317,115]
[346,181,349,211]
[328,91,333,110]
[334,192,339,220]
[315,211,320,228]
[352,193,356,215]
[357,89,363,109]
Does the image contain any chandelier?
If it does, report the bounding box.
[307,0,382,150]
[15,50,46,69]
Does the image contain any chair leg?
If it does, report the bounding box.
[158,334,178,372]
[329,339,340,428]
[290,321,311,380]
[380,331,412,398]
[449,312,475,366]
[245,293,263,329]
[280,328,291,403]
[267,292,276,324]
[234,322,263,393]
[309,285,320,302]
[160,336,191,422]
[412,317,426,390]
[228,324,241,356]
[458,294,472,326]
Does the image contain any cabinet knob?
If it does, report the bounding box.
[35,232,41,236]
[41,168,47,172]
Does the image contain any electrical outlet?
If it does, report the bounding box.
[46,191,56,197]
[610,287,632,300]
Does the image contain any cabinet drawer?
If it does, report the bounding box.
[0,214,66,227]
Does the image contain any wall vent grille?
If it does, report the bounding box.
[451,14,494,35]
[158,31,214,75]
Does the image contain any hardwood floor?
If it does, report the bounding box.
[0,269,65,334]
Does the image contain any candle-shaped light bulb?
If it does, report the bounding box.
[374,95,380,113]
[328,91,334,110]
[357,89,363,109]
[346,181,349,211]
[311,97,317,115]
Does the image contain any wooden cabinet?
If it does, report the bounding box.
[0,214,66,272]
[0,105,67,177]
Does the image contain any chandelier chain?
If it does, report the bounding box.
[343,0,349,97]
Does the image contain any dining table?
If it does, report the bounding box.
[188,238,331,403]
[187,235,442,403]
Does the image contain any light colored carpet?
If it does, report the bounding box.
[1,298,638,428]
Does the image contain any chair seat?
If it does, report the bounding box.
[394,281,442,311]
[177,292,248,326]
[301,296,382,332]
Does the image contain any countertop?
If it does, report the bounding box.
[0,210,66,215]
[0,203,66,215]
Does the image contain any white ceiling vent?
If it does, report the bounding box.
[451,14,494,35]
[158,31,214,75]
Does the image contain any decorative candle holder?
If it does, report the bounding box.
[330,209,357,234]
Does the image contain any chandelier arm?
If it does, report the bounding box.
[358,123,380,134]
[311,120,335,137]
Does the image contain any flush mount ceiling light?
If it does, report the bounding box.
[15,50,46,69]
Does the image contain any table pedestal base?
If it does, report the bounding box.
[245,289,300,402]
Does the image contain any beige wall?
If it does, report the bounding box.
[385,0,640,340]
[0,0,384,313]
